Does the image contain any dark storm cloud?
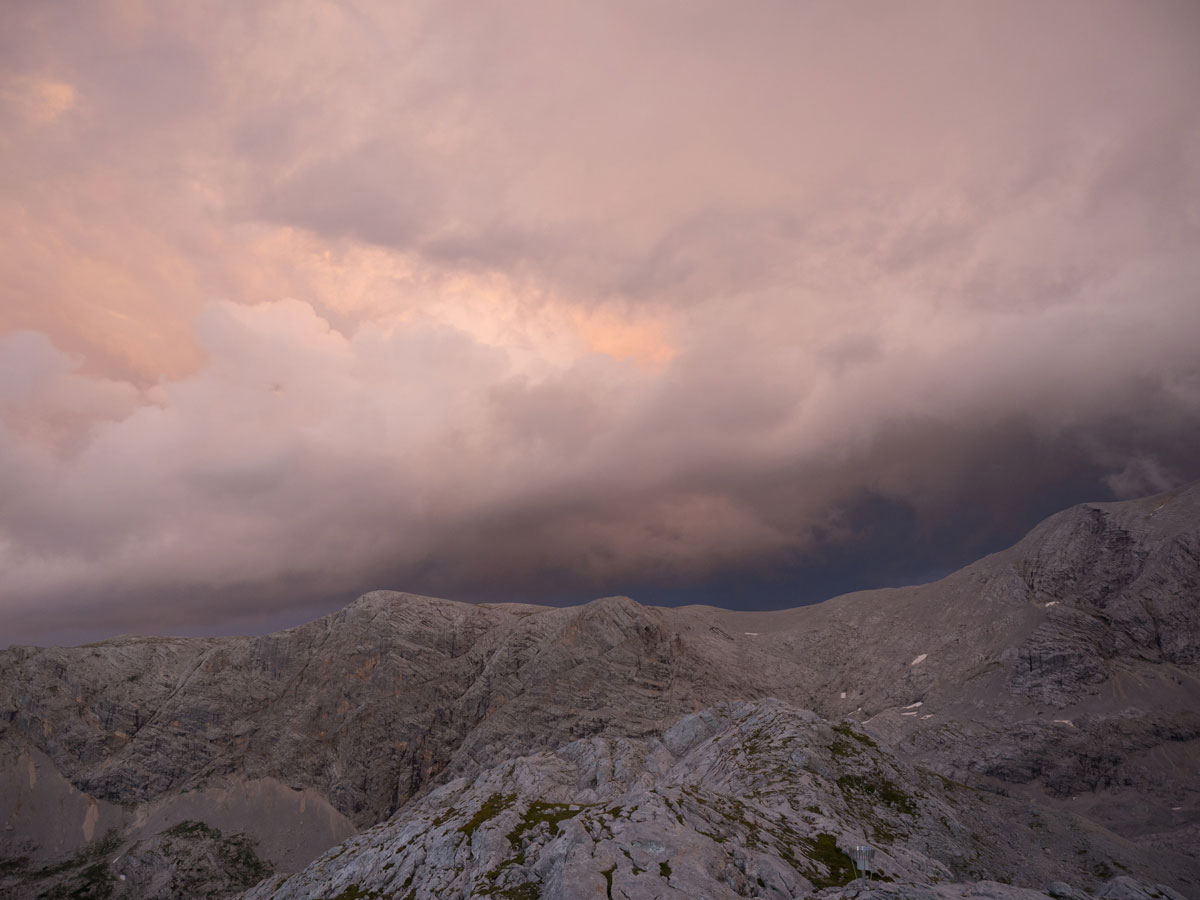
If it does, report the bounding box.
[1,1,1199,645]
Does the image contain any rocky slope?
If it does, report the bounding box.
[732,484,1200,849]
[237,700,1188,900]
[1,482,1197,897]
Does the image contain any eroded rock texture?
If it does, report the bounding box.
[239,701,1189,900]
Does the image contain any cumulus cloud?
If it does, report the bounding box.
[1,0,1199,643]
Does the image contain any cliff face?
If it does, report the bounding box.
[1,484,1198,898]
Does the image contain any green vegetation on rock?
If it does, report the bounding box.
[507,801,583,852]
[798,832,857,890]
[459,792,517,838]
[836,772,917,816]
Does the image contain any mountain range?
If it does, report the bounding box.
[2,483,1197,899]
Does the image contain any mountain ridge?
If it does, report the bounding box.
[2,483,1198,897]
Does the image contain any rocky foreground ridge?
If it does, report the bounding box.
[1,483,1198,898]
[239,700,1186,900]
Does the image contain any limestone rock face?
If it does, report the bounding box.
[1,482,1198,898]
[236,701,1184,900]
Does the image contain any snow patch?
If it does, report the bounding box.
[743,632,760,636]
[921,714,933,719]
[1053,719,1075,728]
[901,711,919,716]
[911,654,927,666]
[903,701,923,710]
[1044,601,1059,607]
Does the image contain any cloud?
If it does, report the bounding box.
[1,1,1199,642]
[2,281,1198,642]
[0,76,77,128]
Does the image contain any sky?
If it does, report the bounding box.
[2,0,1199,646]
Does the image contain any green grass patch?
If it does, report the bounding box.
[164,819,218,838]
[832,722,877,748]
[799,832,857,890]
[459,793,517,838]
[508,802,582,848]
[830,722,878,759]
[829,738,857,759]
[480,800,588,893]
[431,806,459,827]
[836,773,917,815]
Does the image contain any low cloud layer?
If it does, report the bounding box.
[2,1,1199,644]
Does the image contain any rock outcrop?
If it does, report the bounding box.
[239,701,1187,900]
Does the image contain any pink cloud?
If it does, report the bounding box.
[1,0,1198,642]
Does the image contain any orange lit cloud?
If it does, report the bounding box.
[572,306,675,368]
[1,76,77,127]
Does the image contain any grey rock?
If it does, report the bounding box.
[1046,881,1093,900]
[1094,875,1188,899]
[235,700,1178,900]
